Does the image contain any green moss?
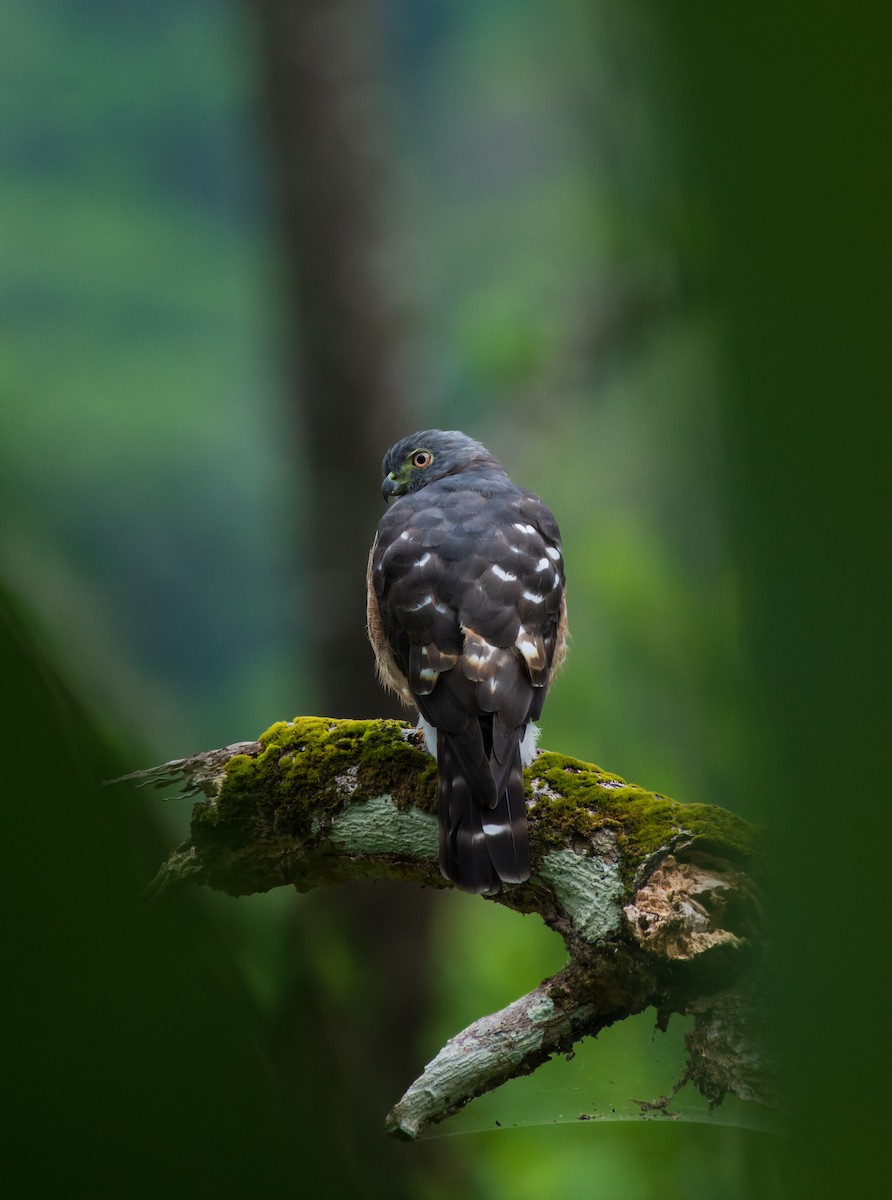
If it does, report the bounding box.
[527,751,761,889]
[191,720,760,895]
[349,719,439,812]
[194,716,436,844]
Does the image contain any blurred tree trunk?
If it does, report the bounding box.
[253,0,411,721]
[249,3,443,1193]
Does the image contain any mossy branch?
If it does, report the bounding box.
[125,716,776,1138]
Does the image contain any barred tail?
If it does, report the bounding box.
[437,727,530,894]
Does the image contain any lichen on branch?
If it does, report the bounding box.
[125,715,775,1138]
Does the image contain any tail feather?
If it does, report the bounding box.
[482,756,530,884]
[437,726,530,893]
[437,736,497,894]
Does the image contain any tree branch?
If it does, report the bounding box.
[125,716,775,1138]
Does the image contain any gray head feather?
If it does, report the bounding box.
[381,430,505,492]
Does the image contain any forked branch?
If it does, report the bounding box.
[123,716,774,1138]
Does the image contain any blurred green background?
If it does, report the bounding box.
[2,1,888,1197]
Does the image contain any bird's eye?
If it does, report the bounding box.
[412,450,433,469]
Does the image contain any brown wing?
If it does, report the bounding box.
[366,536,413,706]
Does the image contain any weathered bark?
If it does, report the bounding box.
[126,715,775,1139]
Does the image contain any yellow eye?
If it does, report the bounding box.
[412,450,433,468]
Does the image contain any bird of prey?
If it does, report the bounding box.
[367,429,567,894]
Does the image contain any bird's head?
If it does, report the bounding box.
[380,429,504,502]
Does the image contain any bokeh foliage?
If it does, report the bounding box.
[5,1,886,1197]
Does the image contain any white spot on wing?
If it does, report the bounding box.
[482,822,503,837]
[419,666,438,684]
[406,594,433,611]
[465,638,498,671]
[416,716,438,758]
[400,530,411,540]
[491,564,517,582]
[519,723,541,766]
[522,590,544,604]
[535,557,549,572]
[513,522,536,535]
[462,629,498,685]
[414,553,431,568]
[546,545,561,561]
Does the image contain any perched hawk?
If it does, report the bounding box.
[367,430,567,894]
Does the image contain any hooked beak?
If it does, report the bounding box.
[381,473,402,502]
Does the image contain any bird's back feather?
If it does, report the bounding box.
[368,432,566,892]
